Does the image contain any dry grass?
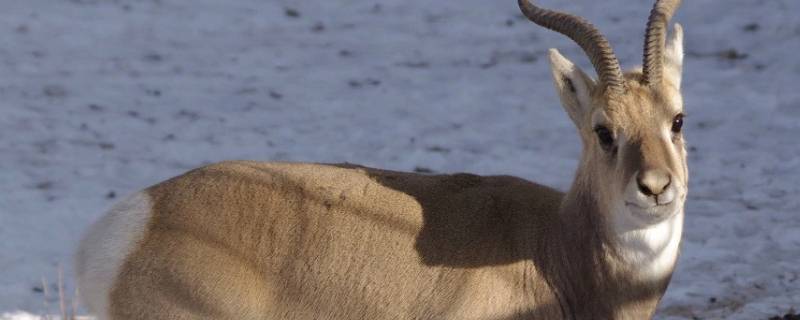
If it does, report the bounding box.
[38,264,91,320]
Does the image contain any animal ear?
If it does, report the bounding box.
[664,23,684,89]
[548,48,596,126]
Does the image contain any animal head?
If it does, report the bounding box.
[519,0,687,229]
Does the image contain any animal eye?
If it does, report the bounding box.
[671,114,684,133]
[594,126,614,149]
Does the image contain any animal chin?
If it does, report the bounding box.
[625,202,676,224]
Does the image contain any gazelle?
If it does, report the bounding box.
[75,0,688,319]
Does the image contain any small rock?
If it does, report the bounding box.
[285,8,300,18]
[480,56,499,69]
[269,90,283,100]
[743,23,759,32]
[338,49,352,57]
[143,52,163,62]
[98,142,115,150]
[311,22,325,32]
[35,181,53,190]
[426,146,450,154]
[146,89,162,97]
[398,61,430,69]
[720,49,748,60]
[348,80,362,88]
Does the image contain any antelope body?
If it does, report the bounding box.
[75,1,689,319]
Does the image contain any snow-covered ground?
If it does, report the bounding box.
[1,0,798,319]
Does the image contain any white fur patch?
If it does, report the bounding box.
[75,192,153,320]
[616,210,683,280]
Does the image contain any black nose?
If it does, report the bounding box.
[637,169,671,196]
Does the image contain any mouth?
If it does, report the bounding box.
[625,201,676,222]
[625,201,671,210]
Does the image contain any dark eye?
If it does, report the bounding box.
[594,126,614,149]
[671,114,684,134]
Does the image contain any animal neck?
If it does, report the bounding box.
[541,168,683,318]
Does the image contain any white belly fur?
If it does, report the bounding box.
[74,192,153,320]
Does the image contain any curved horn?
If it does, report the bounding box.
[518,0,625,93]
[642,0,682,86]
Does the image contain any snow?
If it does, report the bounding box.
[1,0,798,318]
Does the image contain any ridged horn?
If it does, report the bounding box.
[518,0,625,94]
[642,0,682,87]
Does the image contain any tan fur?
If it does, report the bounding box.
[76,8,689,320]
[111,162,568,319]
